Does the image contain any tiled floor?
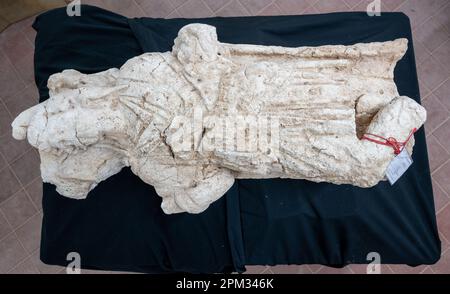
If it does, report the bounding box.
[0,0,449,274]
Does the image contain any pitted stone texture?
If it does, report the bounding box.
[11,24,426,214]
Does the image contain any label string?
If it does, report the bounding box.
[361,128,417,155]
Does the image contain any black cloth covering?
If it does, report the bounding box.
[33,5,440,273]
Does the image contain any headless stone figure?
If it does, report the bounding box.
[12,24,426,214]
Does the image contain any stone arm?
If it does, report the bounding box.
[11,68,132,199]
[273,96,426,187]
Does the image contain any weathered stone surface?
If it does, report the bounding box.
[11,24,426,214]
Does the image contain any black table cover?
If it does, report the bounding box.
[33,5,440,273]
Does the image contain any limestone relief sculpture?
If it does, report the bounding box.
[11,24,426,214]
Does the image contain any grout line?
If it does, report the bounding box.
[0,168,20,206]
[439,231,450,250]
[272,2,283,14]
[260,266,270,274]
[0,48,27,91]
[306,0,321,13]
[236,0,252,15]
[418,265,430,274]
[436,200,450,216]
[342,0,364,10]
[174,0,192,17]
[0,188,39,231]
[435,202,450,219]
[14,175,41,214]
[419,80,432,100]
[304,3,319,14]
[0,231,29,268]
[30,246,65,274]
[425,94,450,133]
[14,151,42,213]
[167,7,181,19]
[0,146,38,211]
[296,265,311,274]
[29,247,46,274]
[429,246,450,274]
[298,0,316,14]
[22,20,35,49]
[431,156,450,177]
[212,1,230,16]
[0,145,33,168]
[128,0,177,18]
[24,24,36,46]
[0,148,9,170]
[433,132,450,156]
[0,18,34,48]
[271,0,320,15]
[22,176,43,211]
[0,104,13,135]
[200,0,216,16]
[166,0,182,10]
[409,0,450,33]
[426,76,450,105]
[252,0,277,16]
[0,91,15,120]
[383,264,428,274]
[23,187,41,213]
[429,37,450,57]
[306,264,323,273]
[434,179,450,199]
[7,251,40,274]
[0,209,13,243]
[131,0,148,17]
[388,0,408,12]
[0,209,32,273]
[233,0,250,16]
[342,0,352,10]
[426,243,450,274]
[427,131,450,161]
[404,2,450,108]
[414,40,433,66]
[30,246,39,256]
[12,210,41,240]
[0,232,11,245]
[0,88,38,135]
[310,0,352,11]
[386,264,394,274]
[427,53,450,84]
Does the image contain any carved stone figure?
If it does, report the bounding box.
[11,24,426,214]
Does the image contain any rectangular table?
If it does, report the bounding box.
[32,5,441,273]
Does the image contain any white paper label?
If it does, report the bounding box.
[385,148,413,185]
